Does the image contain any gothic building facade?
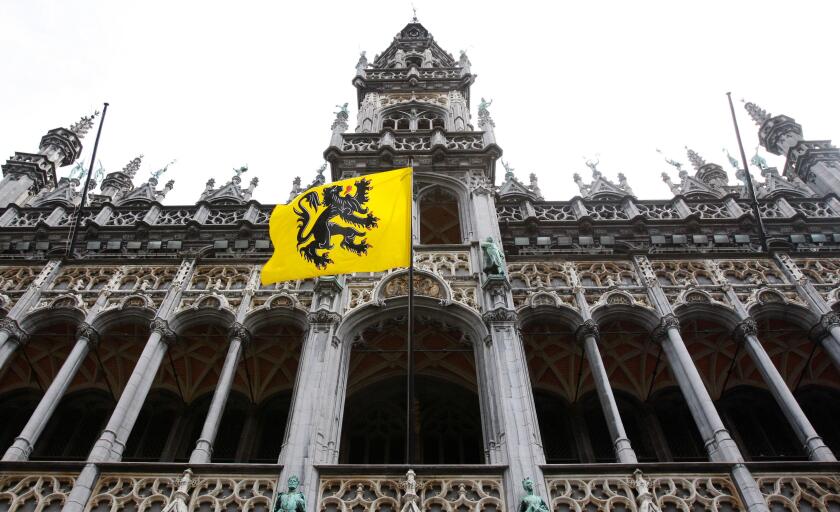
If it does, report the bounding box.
[1,20,839,512]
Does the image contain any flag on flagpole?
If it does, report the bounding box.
[261,167,412,285]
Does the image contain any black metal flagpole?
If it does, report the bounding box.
[726,92,768,253]
[65,102,109,260]
[406,160,416,465]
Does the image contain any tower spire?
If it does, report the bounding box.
[742,99,771,125]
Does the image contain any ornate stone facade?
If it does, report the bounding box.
[0,19,839,512]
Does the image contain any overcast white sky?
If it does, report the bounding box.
[1,0,838,205]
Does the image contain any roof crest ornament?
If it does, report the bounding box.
[722,148,740,170]
[150,159,176,183]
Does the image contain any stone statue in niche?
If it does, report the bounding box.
[518,477,549,512]
[481,237,506,276]
[274,475,305,512]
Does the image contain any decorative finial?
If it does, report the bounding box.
[751,146,768,170]
[122,155,144,178]
[501,160,514,179]
[617,172,633,195]
[478,97,494,128]
[742,99,771,125]
[233,165,249,177]
[722,148,740,170]
[411,4,418,22]
[684,146,706,171]
[656,148,683,171]
[90,160,105,188]
[68,111,100,138]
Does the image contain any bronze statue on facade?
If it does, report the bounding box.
[273,475,305,512]
[518,477,549,512]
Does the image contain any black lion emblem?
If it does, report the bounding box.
[294,178,379,269]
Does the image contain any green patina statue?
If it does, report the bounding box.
[273,476,306,512]
[481,236,505,276]
[519,477,549,512]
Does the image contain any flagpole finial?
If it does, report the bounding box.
[684,146,706,171]
[742,99,771,125]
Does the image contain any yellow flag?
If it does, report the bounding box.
[261,167,412,285]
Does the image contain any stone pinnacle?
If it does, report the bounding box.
[742,100,771,125]
[684,146,706,171]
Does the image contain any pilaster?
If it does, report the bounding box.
[278,276,344,510]
[480,274,546,509]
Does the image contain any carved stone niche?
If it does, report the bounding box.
[378,270,447,301]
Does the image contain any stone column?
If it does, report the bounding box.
[652,316,767,511]
[734,319,835,461]
[633,256,767,512]
[278,276,343,508]
[480,274,547,508]
[576,320,637,463]
[568,271,637,464]
[2,324,97,461]
[189,323,249,463]
[0,319,27,374]
[816,312,840,369]
[64,260,194,512]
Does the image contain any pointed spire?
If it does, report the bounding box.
[68,110,100,138]
[742,99,771,125]
[684,146,706,171]
[122,155,144,177]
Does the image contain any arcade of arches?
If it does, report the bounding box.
[0,316,303,463]
[2,307,838,466]
[522,314,840,463]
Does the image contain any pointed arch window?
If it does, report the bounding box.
[419,187,462,245]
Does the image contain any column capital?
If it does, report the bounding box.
[228,322,252,345]
[732,318,758,344]
[76,322,101,347]
[821,311,840,330]
[307,309,341,327]
[482,307,517,325]
[575,319,600,343]
[651,313,680,342]
[0,318,28,345]
[150,318,177,345]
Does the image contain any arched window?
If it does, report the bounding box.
[419,187,462,244]
[340,319,483,464]
[33,390,113,460]
[719,387,804,460]
[382,112,410,131]
[651,388,705,461]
